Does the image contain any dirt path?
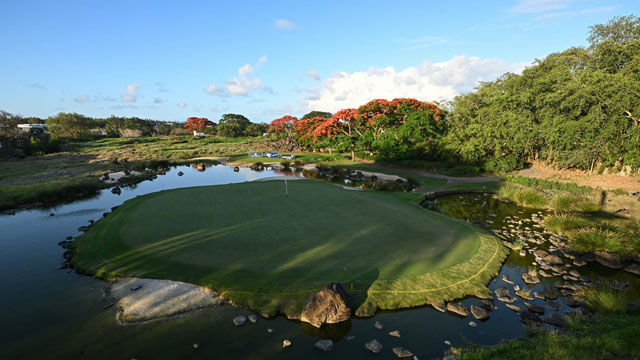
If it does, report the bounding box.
[517,162,640,192]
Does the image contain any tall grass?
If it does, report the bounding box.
[498,184,547,208]
[550,194,600,213]
[544,214,594,234]
[567,227,624,253]
[504,175,594,194]
[578,284,631,313]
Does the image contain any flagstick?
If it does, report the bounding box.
[285,179,288,197]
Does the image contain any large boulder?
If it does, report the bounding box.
[300,282,351,328]
[594,251,623,269]
[470,305,490,320]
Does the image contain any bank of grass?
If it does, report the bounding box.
[71,180,506,317]
[445,181,502,192]
[0,176,104,211]
[458,312,640,360]
[578,283,633,313]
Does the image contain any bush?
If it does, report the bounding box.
[280,160,291,170]
[483,156,524,173]
[374,180,402,191]
[445,165,480,177]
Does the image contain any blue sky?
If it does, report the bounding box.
[1,0,638,123]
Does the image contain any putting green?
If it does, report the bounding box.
[72,180,507,316]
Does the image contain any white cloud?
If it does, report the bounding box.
[306,70,320,81]
[226,77,262,96]
[303,55,529,112]
[121,84,141,102]
[510,0,572,14]
[275,19,296,30]
[154,97,163,104]
[238,64,254,76]
[204,56,269,97]
[177,101,187,108]
[74,95,88,103]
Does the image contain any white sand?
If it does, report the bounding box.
[108,278,223,323]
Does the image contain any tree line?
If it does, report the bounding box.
[269,15,640,173]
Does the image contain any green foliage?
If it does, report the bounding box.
[567,227,624,253]
[544,214,595,234]
[579,283,633,313]
[217,114,251,138]
[301,111,332,120]
[514,189,547,208]
[443,165,480,177]
[445,15,640,171]
[105,116,156,137]
[22,137,62,156]
[550,194,600,213]
[505,175,594,194]
[46,112,94,141]
[243,122,268,137]
[460,312,640,360]
[0,176,103,211]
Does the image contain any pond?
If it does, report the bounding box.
[0,165,636,359]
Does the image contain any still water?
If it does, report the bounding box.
[0,165,635,359]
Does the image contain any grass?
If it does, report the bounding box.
[544,214,595,234]
[446,181,502,192]
[71,180,507,317]
[550,194,600,213]
[578,283,633,313]
[567,228,625,253]
[0,176,103,211]
[504,175,594,195]
[497,183,548,208]
[459,312,640,359]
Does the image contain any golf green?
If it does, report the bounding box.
[72,180,507,316]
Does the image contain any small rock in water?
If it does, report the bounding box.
[267,328,274,333]
[389,330,401,337]
[519,250,527,256]
[546,300,562,311]
[506,304,524,313]
[365,339,383,354]
[315,339,334,351]
[374,320,384,329]
[347,335,356,340]
[50,213,55,216]
[502,274,514,284]
[233,316,247,326]
[130,285,142,291]
[393,347,414,358]
[431,302,446,312]
[625,263,640,275]
[248,314,257,323]
[444,340,452,346]
[468,321,477,327]
[282,339,291,348]
[193,343,199,349]
[470,305,490,320]
[446,302,470,317]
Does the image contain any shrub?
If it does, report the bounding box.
[280,160,291,170]
[483,156,524,173]
[445,165,480,177]
[374,181,402,191]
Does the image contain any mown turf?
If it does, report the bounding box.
[72,180,506,317]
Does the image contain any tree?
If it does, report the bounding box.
[0,110,22,153]
[184,117,214,133]
[217,113,251,137]
[244,122,268,137]
[269,115,298,139]
[301,111,332,120]
[46,112,93,141]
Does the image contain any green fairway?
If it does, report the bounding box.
[72,180,507,316]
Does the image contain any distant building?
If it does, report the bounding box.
[17,124,48,134]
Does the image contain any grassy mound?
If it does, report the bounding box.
[72,180,506,317]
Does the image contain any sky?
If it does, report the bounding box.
[1,0,638,123]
